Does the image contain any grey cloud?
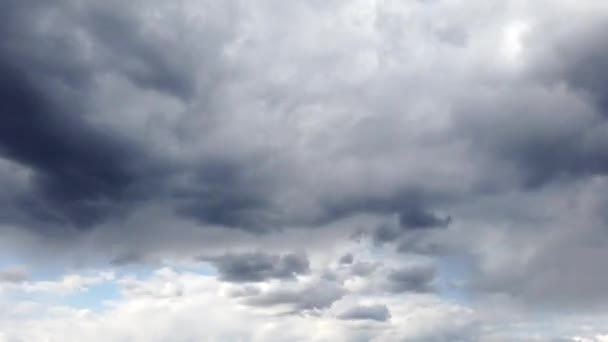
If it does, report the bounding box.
[0,0,274,232]
[456,19,608,191]
[226,285,261,298]
[3,1,608,328]
[328,191,454,246]
[458,91,608,189]
[337,304,391,322]
[209,252,310,283]
[0,0,463,241]
[110,252,147,266]
[442,178,608,310]
[3,0,608,339]
[550,20,608,115]
[0,0,176,228]
[84,6,196,99]
[173,159,277,231]
[399,207,452,229]
[435,15,608,309]
[475,227,608,310]
[339,253,354,265]
[373,225,402,244]
[350,262,380,278]
[0,59,144,228]
[0,268,28,283]
[396,234,448,255]
[386,264,436,293]
[373,208,451,245]
[241,280,346,312]
[434,26,469,47]
[322,188,453,227]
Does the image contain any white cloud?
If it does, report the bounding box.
[21,271,115,296]
[0,265,478,342]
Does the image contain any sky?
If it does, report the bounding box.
[1,0,608,341]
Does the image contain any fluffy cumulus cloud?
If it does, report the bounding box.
[1,0,608,340]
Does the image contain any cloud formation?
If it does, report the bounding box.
[210,252,310,283]
[337,304,391,322]
[1,0,608,340]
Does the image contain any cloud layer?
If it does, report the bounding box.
[1,0,608,340]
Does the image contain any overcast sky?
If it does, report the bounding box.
[1,0,608,341]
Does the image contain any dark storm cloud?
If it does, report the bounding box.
[0,0,270,231]
[0,55,142,227]
[0,0,462,237]
[3,3,608,327]
[3,0,608,339]
[83,5,196,99]
[458,92,607,190]
[173,159,276,231]
[0,0,182,228]
[553,20,608,115]
[337,304,391,322]
[1,0,195,99]
[457,19,608,191]
[210,252,310,283]
[177,161,456,232]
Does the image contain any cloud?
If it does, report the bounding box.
[0,267,28,284]
[337,304,391,322]
[0,59,142,227]
[399,207,452,230]
[339,253,354,265]
[0,0,164,228]
[0,0,469,242]
[240,279,347,313]
[543,20,608,115]
[0,0,267,232]
[209,252,310,283]
[2,0,608,339]
[21,272,114,296]
[386,264,436,293]
[0,266,489,342]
